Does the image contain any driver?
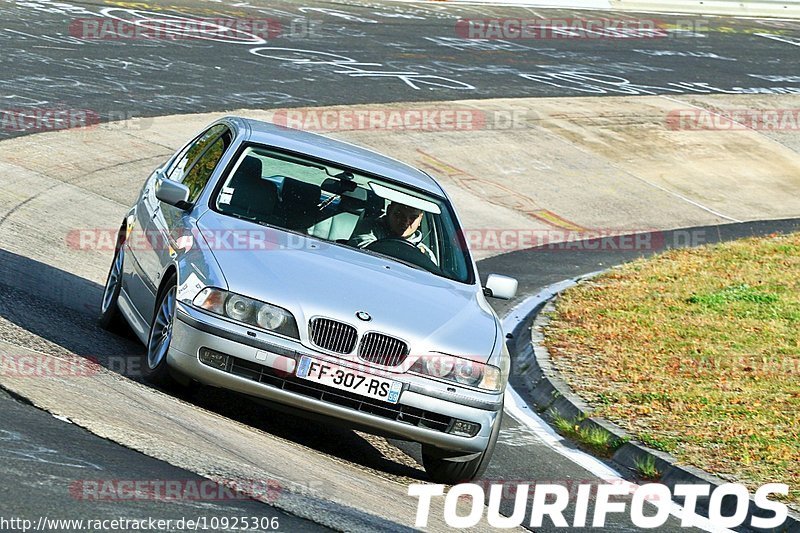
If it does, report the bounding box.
[349,201,437,265]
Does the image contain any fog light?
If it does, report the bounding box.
[449,419,480,437]
[199,348,230,370]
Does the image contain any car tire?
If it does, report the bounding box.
[99,233,126,332]
[421,405,503,484]
[143,273,177,384]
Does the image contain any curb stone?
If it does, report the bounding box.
[508,276,800,533]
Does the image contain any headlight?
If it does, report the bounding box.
[225,294,254,322]
[193,288,299,339]
[410,354,503,392]
[256,303,288,330]
[424,356,455,378]
[453,359,483,386]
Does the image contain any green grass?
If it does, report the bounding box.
[550,412,626,457]
[553,412,575,434]
[634,455,661,480]
[687,284,779,306]
[544,231,800,508]
[638,432,679,453]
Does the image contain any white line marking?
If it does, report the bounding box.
[504,385,621,478]
[52,414,73,424]
[659,93,800,221]
[385,0,611,7]
[755,32,800,48]
[627,171,742,223]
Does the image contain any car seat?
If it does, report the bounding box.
[280,178,321,231]
[226,156,278,220]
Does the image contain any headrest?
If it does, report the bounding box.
[230,156,262,188]
[282,178,320,205]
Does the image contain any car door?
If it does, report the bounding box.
[123,166,178,324]
[139,124,233,324]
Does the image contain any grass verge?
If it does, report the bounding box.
[544,232,799,508]
[551,412,626,457]
[634,455,661,481]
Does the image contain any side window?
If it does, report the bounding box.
[165,140,194,181]
[183,135,230,202]
[167,124,231,203]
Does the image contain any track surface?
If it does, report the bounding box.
[0,389,319,532]
[1,0,799,530]
[2,0,800,139]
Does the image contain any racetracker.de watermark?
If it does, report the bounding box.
[273,108,487,131]
[666,108,800,130]
[0,109,153,133]
[460,228,709,252]
[69,478,282,503]
[663,355,799,376]
[0,354,99,378]
[66,228,300,253]
[455,18,668,39]
[0,109,100,132]
[69,17,282,40]
[66,228,711,253]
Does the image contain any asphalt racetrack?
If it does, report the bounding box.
[2,0,799,139]
[1,0,799,531]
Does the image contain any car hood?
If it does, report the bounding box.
[197,212,497,360]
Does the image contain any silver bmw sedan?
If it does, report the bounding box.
[100,116,518,483]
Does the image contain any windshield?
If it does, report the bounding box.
[213,145,473,283]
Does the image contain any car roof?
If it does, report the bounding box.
[227,116,445,197]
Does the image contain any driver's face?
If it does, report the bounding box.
[387,204,423,238]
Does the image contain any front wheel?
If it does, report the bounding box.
[99,235,126,332]
[143,274,177,384]
[422,407,503,484]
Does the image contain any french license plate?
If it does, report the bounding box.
[296,356,402,404]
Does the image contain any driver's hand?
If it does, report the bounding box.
[416,243,439,266]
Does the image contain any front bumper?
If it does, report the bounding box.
[168,303,502,453]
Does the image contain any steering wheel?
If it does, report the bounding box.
[366,237,438,272]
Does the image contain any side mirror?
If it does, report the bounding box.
[155,179,191,210]
[483,274,517,300]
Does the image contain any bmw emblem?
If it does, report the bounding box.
[356,311,371,321]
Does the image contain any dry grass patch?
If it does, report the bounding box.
[545,232,799,508]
